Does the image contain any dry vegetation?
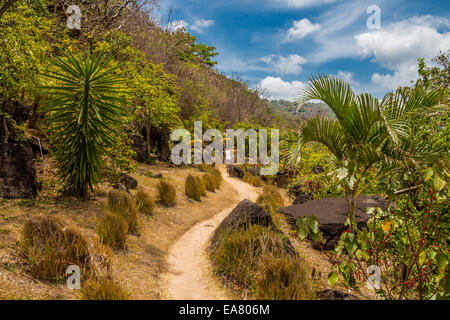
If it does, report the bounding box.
[0,161,238,299]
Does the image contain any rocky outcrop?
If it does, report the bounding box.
[226,164,244,178]
[211,199,296,255]
[119,172,137,190]
[278,195,389,249]
[0,117,37,199]
[292,193,313,205]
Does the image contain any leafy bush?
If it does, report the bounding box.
[185,175,203,201]
[203,174,216,192]
[134,187,154,215]
[157,180,176,207]
[256,185,284,214]
[20,216,91,281]
[80,277,129,300]
[107,190,138,233]
[97,212,128,250]
[256,256,315,300]
[211,224,313,300]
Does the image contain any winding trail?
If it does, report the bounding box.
[163,168,260,300]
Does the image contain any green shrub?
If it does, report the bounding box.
[157,180,176,207]
[107,190,138,233]
[134,187,154,215]
[20,216,91,281]
[203,174,216,192]
[97,212,128,250]
[256,185,284,214]
[80,277,129,300]
[185,175,202,201]
[255,256,315,300]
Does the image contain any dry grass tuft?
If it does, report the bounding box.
[256,185,284,214]
[134,187,154,215]
[203,173,216,192]
[97,212,128,250]
[243,172,262,187]
[80,277,129,300]
[157,180,177,207]
[185,175,203,201]
[20,216,91,281]
[107,190,138,233]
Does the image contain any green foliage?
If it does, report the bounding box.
[43,50,127,197]
[107,190,138,234]
[185,175,203,201]
[157,180,177,207]
[20,216,91,281]
[134,187,154,216]
[97,211,128,250]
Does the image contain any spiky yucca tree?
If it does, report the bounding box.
[43,50,126,198]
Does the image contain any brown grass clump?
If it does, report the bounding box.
[196,176,206,196]
[134,187,154,215]
[203,173,216,192]
[243,172,262,187]
[19,216,91,281]
[211,224,315,300]
[107,190,138,233]
[157,180,177,207]
[185,175,203,201]
[97,212,129,250]
[255,256,315,300]
[210,167,222,188]
[256,185,284,214]
[80,277,129,300]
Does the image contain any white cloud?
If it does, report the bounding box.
[260,54,307,75]
[258,76,306,101]
[274,0,336,8]
[285,18,321,42]
[335,71,360,87]
[190,19,215,33]
[167,20,188,31]
[355,15,450,90]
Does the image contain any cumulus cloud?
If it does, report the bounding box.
[258,76,306,101]
[190,19,215,33]
[274,0,336,8]
[355,15,450,89]
[167,20,188,31]
[285,18,321,42]
[260,54,307,75]
[335,71,359,87]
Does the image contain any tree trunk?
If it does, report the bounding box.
[145,124,151,161]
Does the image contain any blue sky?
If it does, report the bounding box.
[157,0,450,100]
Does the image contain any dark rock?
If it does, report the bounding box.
[119,173,137,190]
[278,195,389,249]
[317,289,358,300]
[113,183,128,192]
[150,173,163,179]
[292,193,313,205]
[129,133,147,162]
[3,101,30,124]
[226,164,244,178]
[212,199,296,255]
[28,136,48,157]
[246,166,259,177]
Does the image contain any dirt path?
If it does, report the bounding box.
[162,168,260,300]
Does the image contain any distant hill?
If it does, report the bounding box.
[269,99,336,119]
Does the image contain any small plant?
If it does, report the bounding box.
[134,187,154,215]
[20,216,91,281]
[185,175,203,201]
[97,212,128,250]
[157,180,176,207]
[256,185,284,214]
[255,256,315,300]
[210,167,222,188]
[195,175,206,196]
[107,190,138,233]
[80,277,129,300]
[203,174,216,192]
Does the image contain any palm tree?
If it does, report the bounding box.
[43,50,127,198]
[285,75,446,231]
